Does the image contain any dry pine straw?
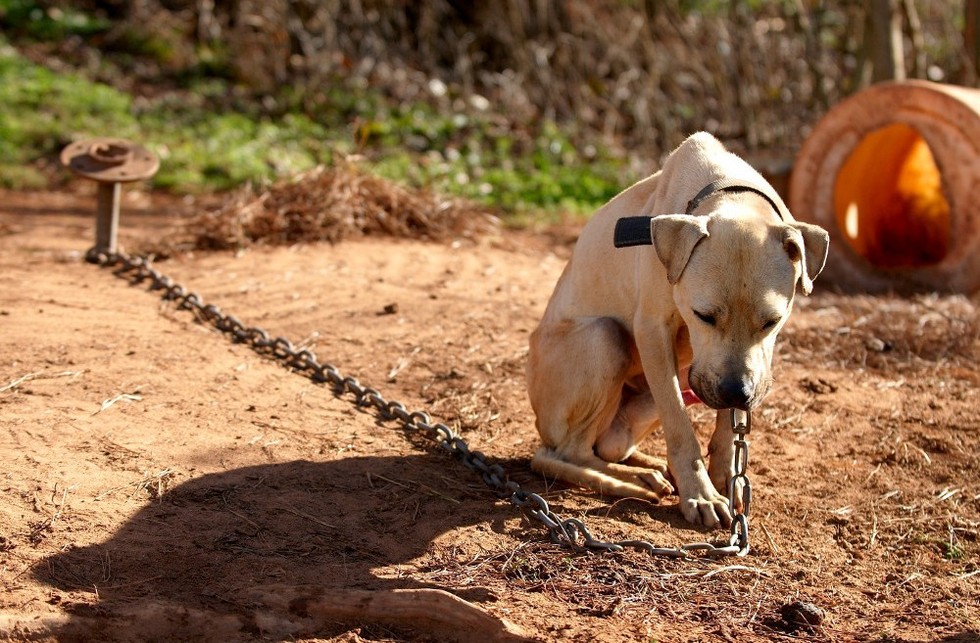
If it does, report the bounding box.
[158,162,500,253]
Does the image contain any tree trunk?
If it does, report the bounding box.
[868,0,906,83]
[964,0,980,85]
[900,0,926,78]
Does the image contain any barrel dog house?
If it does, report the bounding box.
[789,80,980,293]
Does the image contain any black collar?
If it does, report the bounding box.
[684,178,785,219]
[613,179,784,248]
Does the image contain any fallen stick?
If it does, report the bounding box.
[0,370,83,393]
[0,586,535,642]
[250,585,534,642]
[0,604,245,642]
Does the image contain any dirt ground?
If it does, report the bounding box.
[0,187,978,643]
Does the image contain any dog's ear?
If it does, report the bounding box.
[783,222,829,295]
[650,215,710,284]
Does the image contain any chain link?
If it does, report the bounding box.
[86,247,751,559]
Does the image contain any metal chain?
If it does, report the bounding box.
[85,247,750,559]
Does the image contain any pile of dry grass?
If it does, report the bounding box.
[185,163,500,251]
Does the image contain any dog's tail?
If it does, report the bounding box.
[531,447,667,503]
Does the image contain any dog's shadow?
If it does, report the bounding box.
[31,451,533,640]
[29,444,721,640]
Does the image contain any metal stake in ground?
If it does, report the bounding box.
[60,138,159,258]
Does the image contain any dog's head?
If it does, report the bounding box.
[649,202,829,410]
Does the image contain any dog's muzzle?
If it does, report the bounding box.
[691,370,763,411]
[715,375,756,411]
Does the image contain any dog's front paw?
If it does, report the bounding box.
[673,460,733,528]
[678,490,732,528]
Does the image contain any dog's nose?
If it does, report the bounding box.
[718,376,754,410]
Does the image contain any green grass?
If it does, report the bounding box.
[0,0,110,40]
[0,40,138,187]
[134,99,338,191]
[0,33,632,217]
[0,38,337,191]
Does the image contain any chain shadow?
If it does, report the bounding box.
[30,452,522,640]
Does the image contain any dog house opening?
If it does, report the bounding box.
[833,123,950,268]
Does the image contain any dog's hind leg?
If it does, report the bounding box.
[595,390,673,495]
[532,447,667,502]
[527,316,632,454]
[528,317,672,501]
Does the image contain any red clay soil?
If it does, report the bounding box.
[0,188,978,642]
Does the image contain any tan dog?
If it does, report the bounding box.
[526,132,829,527]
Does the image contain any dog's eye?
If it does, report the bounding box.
[694,310,717,326]
[762,318,779,332]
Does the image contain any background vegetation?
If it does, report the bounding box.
[0,0,972,217]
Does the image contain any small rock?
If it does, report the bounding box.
[800,376,837,394]
[779,600,825,632]
[380,303,399,315]
[865,337,889,352]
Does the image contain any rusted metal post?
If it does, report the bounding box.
[60,138,159,259]
[95,182,122,254]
